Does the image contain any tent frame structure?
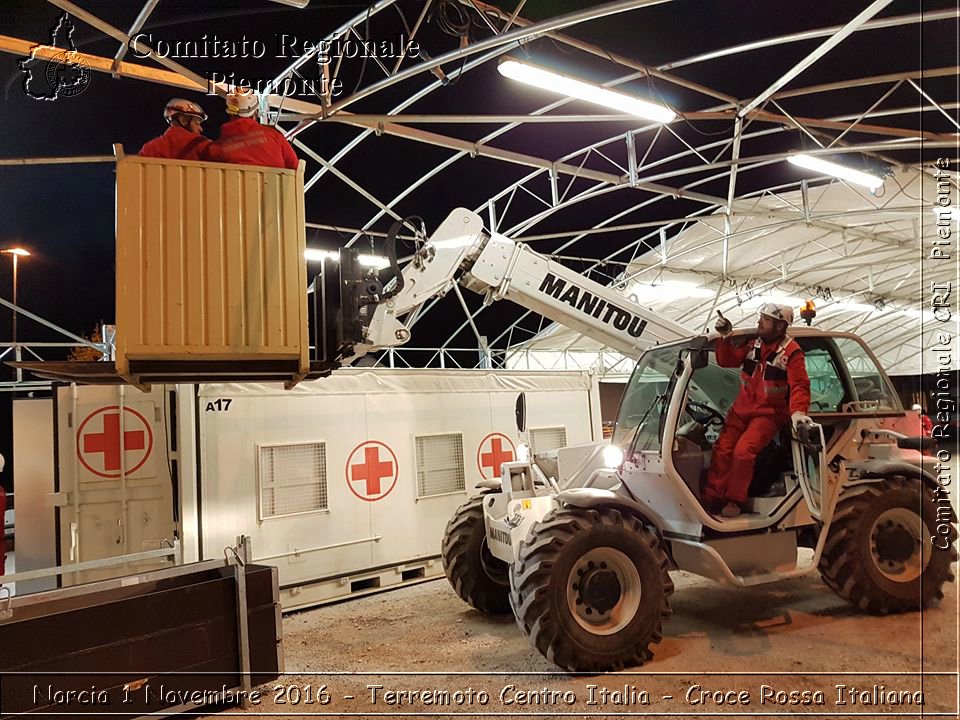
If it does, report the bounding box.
[0,0,956,382]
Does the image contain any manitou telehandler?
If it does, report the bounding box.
[326,208,956,672]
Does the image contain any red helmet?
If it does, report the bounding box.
[163,98,207,124]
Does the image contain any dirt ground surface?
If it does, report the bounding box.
[210,567,959,720]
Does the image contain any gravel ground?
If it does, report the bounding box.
[211,567,958,719]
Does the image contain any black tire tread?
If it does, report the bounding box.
[509,506,673,671]
[441,494,511,615]
[819,475,958,614]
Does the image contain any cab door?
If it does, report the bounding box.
[791,417,827,519]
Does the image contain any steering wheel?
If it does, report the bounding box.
[685,400,725,426]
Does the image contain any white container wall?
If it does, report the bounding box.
[193,369,599,609]
[11,398,56,594]
[15,370,598,609]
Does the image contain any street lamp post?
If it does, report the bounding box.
[1,247,30,348]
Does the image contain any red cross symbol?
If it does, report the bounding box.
[76,406,154,479]
[477,433,516,479]
[345,441,398,502]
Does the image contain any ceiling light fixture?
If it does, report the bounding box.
[787,154,884,190]
[498,58,676,123]
[304,249,390,269]
[627,280,713,302]
[268,0,310,8]
[741,295,806,309]
[933,206,960,222]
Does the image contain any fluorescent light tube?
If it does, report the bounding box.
[498,58,676,123]
[357,254,390,269]
[741,295,805,309]
[787,154,883,190]
[304,249,338,263]
[830,301,880,314]
[627,280,713,302]
[304,249,390,269]
[933,206,960,222]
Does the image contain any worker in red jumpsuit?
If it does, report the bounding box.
[913,404,934,437]
[209,89,299,170]
[705,303,811,518]
[139,98,212,160]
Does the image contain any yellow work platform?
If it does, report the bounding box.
[14,147,316,388]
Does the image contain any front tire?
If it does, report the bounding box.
[509,507,673,671]
[441,494,511,615]
[819,475,957,613]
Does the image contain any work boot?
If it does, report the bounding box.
[703,493,722,513]
[720,501,742,518]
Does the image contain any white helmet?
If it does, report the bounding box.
[758,302,794,325]
[225,88,259,117]
[912,403,923,412]
[164,98,207,124]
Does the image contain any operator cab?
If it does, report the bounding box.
[612,328,907,521]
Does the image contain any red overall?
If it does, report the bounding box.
[139,125,212,161]
[210,117,299,169]
[704,335,811,506]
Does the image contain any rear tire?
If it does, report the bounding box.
[441,494,511,615]
[509,507,673,671]
[819,475,957,613]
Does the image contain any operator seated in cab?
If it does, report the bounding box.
[704,303,811,518]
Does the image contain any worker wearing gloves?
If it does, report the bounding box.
[705,303,811,518]
[139,98,212,160]
[210,89,299,170]
[912,403,933,437]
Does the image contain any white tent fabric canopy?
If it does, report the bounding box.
[506,168,956,377]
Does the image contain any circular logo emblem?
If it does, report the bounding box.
[477,432,516,480]
[76,406,154,479]
[345,441,399,502]
[45,51,90,98]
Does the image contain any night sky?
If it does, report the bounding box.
[0,0,957,482]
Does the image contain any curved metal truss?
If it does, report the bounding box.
[4,0,958,379]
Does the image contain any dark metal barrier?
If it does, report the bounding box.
[0,559,282,718]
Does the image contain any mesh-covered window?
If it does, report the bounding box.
[415,433,465,497]
[530,426,567,454]
[258,442,328,519]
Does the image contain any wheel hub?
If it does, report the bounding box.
[579,566,622,614]
[869,507,931,583]
[566,547,642,636]
[874,523,916,564]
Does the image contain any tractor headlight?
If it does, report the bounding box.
[516,443,530,462]
[602,444,624,469]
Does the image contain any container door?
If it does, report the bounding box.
[56,385,177,585]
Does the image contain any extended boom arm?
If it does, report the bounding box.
[349,208,691,361]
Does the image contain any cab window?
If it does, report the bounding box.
[800,343,846,412]
[612,347,678,452]
[834,337,899,410]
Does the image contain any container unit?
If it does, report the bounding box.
[113,147,309,386]
[13,370,600,610]
[193,369,600,610]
